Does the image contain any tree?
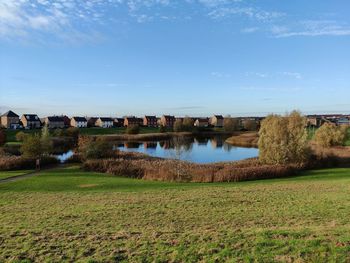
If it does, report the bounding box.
[20,134,42,159]
[78,136,114,160]
[41,125,53,155]
[223,117,240,132]
[244,120,257,131]
[314,122,348,148]
[182,117,194,132]
[258,111,309,165]
[173,119,183,132]
[16,131,28,142]
[0,129,6,146]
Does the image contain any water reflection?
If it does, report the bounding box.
[115,136,258,164]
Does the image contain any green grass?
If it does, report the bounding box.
[1,166,350,262]
[0,170,33,180]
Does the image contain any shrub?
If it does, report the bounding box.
[258,111,309,165]
[173,119,183,132]
[182,117,194,132]
[0,156,58,171]
[314,122,348,148]
[0,129,6,146]
[159,125,167,133]
[223,117,240,132]
[20,134,42,159]
[126,125,140,135]
[16,131,28,142]
[78,136,114,160]
[243,120,257,131]
[65,127,80,142]
[41,125,53,155]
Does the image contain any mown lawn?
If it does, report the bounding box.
[1,166,350,262]
[0,170,32,180]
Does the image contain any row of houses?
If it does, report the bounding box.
[0,111,230,130]
[307,114,350,127]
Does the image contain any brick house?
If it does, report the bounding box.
[143,116,158,127]
[124,117,143,127]
[44,116,65,129]
[209,115,224,127]
[62,115,71,127]
[1,110,20,129]
[96,117,114,128]
[114,118,125,127]
[21,114,41,129]
[160,115,176,128]
[194,118,209,127]
[71,117,88,128]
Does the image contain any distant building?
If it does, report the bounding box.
[160,115,176,128]
[44,116,65,129]
[114,118,125,127]
[194,118,209,127]
[209,115,224,127]
[62,116,71,127]
[124,116,143,127]
[1,110,20,129]
[96,117,114,128]
[337,117,350,126]
[143,116,158,127]
[71,117,88,128]
[21,114,41,129]
[87,117,98,127]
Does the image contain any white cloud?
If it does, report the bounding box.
[241,27,259,33]
[208,7,284,21]
[272,20,350,38]
[280,72,302,79]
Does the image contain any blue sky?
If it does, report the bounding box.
[0,0,349,117]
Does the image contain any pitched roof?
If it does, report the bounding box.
[22,114,40,122]
[72,117,87,122]
[1,110,19,117]
[47,116,64,122]
[144,115,157,120]
[99,117,113,122]
[214,115,224,119]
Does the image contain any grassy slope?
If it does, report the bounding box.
[1,166,350,262]
[0,170,32,180]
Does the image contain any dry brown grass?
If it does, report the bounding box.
[225,132,259,147]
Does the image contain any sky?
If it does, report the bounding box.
[0,0,349,117]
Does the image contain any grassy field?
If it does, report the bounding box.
[1,166,350,262]
[0,170,32,180]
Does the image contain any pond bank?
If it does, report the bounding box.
[225,132,259,148]
[94,131,235,142]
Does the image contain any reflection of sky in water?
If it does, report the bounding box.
[117,138,258,164]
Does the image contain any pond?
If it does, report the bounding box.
[55,150,74,163]
[115,136,258,164]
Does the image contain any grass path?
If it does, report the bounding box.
[1,166,350,262]
[0,170,34,181]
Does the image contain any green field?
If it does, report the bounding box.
[0,170,32,180]
[1,166,350,262]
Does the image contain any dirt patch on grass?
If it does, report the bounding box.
[78,184,99,188]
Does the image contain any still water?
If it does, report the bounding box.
[116,136,258,164]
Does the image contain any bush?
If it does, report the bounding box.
[20,134,42,159]
[224,117,240,132]
[65,127,80,141]
[258,111,309,165]
[0,129,6,146]
[314,123,348,148]
[78,136,115,160]
[159,125,167,133]
[126,125,140,135]
[182,117,194,132]
[173,119,183,132]
[16,131,28,142]
[0,156,58,171]
[243,120,257,131]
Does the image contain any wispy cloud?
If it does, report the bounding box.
[211,71,231,78]
[208,7,284,21]
[280,72,302,79]
[271,20,350,38]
